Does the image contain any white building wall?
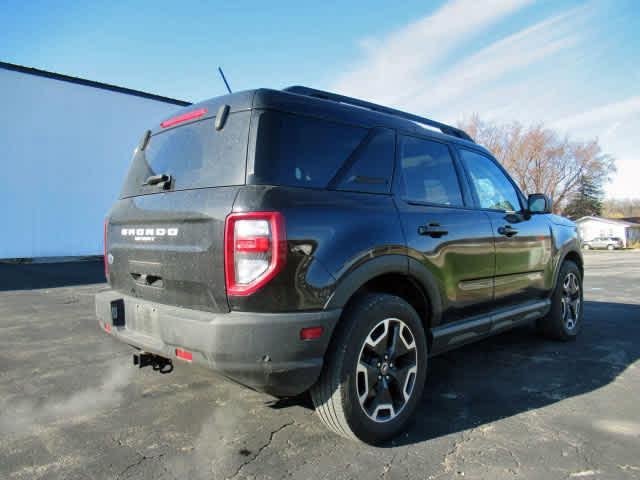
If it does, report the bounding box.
[577,219,628,247]
[0,68,184,258]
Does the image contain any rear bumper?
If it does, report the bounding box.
[95,290,340,396]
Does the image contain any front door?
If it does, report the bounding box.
[456,148,552,309]
[394,135,496,326]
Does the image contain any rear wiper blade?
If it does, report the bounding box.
[142,174,171,187]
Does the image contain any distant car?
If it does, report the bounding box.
[582,237,624,250]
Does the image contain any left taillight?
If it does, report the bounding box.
[224,212,286,296]
[103,218,109,279]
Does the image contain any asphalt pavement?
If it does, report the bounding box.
[1,251,639,479]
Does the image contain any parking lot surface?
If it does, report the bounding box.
[1,251,639,479]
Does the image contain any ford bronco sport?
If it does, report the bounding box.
[96,86,583,444]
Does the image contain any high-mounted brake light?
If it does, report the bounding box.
[160,108,208,128]
[103,218,109,279]
[224,212,286,296]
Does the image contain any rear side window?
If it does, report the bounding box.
[249,110,367,188]
[331,128,395,194]
[120,111,250,197]
[398,136,464,207]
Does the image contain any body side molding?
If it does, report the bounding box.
[430,299,551,356]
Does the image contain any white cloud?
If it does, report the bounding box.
[406,8,583,114]
[333,0,535,106]
[606,155,639,199]
[549,97,640,199]
[333,1,589,125]
[552,96,640,131]
[333,0,638,199]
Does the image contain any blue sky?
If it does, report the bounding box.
[2,0,638,198]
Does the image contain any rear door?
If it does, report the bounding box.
[456,147,552,308]
[105,108,252,313]
[394,135,496,326]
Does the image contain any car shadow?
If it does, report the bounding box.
[268,300,640,446]
[0,260,105,291]
[393,300,640,446]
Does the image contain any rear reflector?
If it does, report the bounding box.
[161,108,208,128]
[300,326,324,340]
[175,348,193,362]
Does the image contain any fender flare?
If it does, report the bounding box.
[553,246,583,290]
[325,254,443,328]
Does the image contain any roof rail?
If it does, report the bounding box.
[283,86,474,142]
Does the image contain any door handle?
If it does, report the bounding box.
[418,224,448,238]
[498,225,518,237]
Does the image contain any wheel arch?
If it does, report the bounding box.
[555,248,584,289]
[325,255,442,344]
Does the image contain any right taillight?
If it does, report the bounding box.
[224,212,286,296]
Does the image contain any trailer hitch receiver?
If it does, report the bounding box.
[133,352,173,374]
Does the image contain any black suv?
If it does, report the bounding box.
[96,87,583,444]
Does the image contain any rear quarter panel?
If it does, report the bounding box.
[230,186,405,312]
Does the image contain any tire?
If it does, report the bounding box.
[607,244,614,250]
[310,293,428,444]
[537,260,583,341]
[582,244,590,250]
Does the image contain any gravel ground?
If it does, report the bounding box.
[0,251,639,479]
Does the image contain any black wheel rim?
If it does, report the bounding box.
[356,318,418,423]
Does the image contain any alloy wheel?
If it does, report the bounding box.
[356,318,418,423]
[561,272,581,330]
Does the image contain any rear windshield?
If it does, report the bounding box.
[120,111,250,197]
[249,110,368,188]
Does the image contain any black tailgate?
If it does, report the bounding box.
[106,187,238,313]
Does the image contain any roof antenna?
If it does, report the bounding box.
[218,66,232,94]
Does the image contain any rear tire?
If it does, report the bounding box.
[311,293,428,444]
[537,260,583,341]
[607,244,614,250]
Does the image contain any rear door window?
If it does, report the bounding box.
[249,110,367,188]
[121,111,250,197]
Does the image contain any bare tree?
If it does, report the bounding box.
[603,198,640,218]
[458,116,615,213]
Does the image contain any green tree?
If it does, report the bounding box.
[563,175,603,219]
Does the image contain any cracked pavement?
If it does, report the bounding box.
[1,251,639,479]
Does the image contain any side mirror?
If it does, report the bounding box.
[528,194,552,214]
